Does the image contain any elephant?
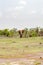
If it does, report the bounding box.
[18,30,24,38]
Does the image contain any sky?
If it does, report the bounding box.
[0,0,43,30]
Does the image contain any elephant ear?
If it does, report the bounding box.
[22,30,24,33]
[18,30,21,34]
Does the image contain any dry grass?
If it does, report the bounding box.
[0,37,43,58]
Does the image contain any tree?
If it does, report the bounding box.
[8,28,18,37]
[39,28,43,36]
[0,30,3,36]
[2,29,9,37]
[23,28,29,38]
[9,29,14,37]
[29,28,38,37]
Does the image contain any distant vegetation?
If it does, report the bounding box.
[0,27,43,38]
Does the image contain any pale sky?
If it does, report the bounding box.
[0,0,43,30]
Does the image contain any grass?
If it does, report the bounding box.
[0,37,43,58]
[34,61,41,65]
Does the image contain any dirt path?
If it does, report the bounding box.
[0,52,43,65]
[25,52,43,59]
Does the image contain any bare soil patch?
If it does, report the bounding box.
[0,52,43,65]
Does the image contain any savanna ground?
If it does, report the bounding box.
[0,37,43,65]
